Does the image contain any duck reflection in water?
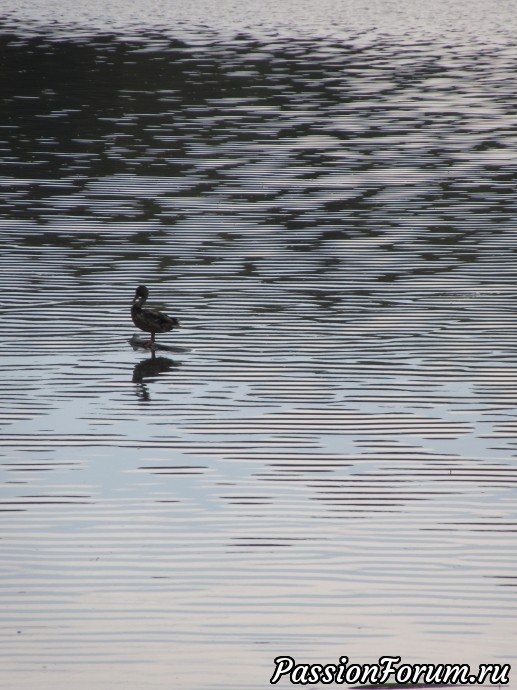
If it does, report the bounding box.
[132,356,179,401]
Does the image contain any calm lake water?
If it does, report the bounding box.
[1,0,517,688]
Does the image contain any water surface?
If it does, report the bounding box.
[1,1,517,688]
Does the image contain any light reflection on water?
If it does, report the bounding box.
[1,1,517,687]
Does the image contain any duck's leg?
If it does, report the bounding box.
[142,332,156,349]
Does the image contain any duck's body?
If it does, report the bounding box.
[131,285,179,348]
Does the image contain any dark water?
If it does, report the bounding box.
[1,1,517,688]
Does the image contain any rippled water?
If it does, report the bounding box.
[1,1,517,688]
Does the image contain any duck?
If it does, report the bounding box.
[131,285,180,348]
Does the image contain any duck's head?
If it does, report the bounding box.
[133,285,149,305]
